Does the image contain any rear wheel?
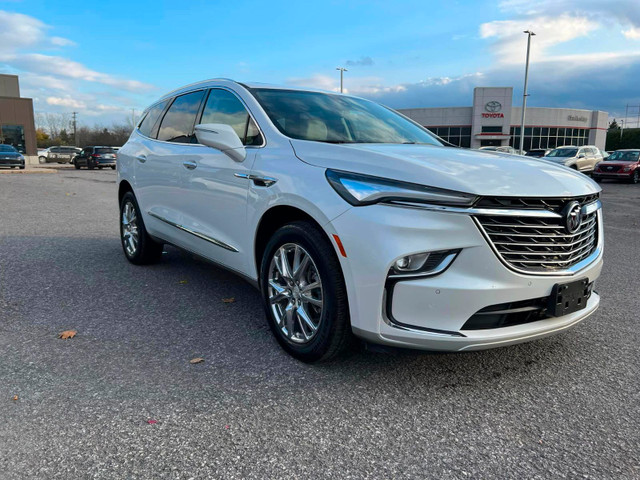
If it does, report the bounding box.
[260,221,351,363]
[119,191,163,265]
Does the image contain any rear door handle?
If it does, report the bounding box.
[136,154,147,163]
[183,160,197,170]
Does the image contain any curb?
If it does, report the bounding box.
[0,168,57,175]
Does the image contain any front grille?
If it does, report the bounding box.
[600,165,621,173]
[475,194,599,210]
[474,196,600,273]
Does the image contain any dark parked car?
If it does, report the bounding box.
[74,146,117,170]
[525,149,551,158]
[0,144,25,169]
[592,149,640,184]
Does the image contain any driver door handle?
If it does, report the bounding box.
[183,160,197,170]
[136,154,147,163]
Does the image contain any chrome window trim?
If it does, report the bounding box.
[136,85,266,149]
[147,211,239,252]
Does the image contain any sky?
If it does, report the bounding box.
[1,0,640,128]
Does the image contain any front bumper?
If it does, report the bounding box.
[592,171,631,179]
[329,203,603,351]
[0,158,25,167]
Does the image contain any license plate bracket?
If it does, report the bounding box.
[547,278,590,317]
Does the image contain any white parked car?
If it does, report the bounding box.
[478,145,518,155]
[544,145,603,174]
[117,79,603,362]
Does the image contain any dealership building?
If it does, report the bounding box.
[0,74,37,158]
[398,87,608,151]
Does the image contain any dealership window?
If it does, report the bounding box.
[0,124,26,153]
[510,126,589,151]
[481,126,503,133]
[426,125,471,148]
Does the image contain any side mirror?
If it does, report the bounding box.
[194,123,246,162]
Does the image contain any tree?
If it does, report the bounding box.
[608,119,619,130]
[35,128,50,148]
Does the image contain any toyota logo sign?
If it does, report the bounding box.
[485,101,502,113]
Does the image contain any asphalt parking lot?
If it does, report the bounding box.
[1,168,639,479]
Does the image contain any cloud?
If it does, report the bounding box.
[345,56,374,67]
[2,53,153,92]
[623,27,640,40]
[0,10,73,53]
[286,74,339,92]
[480,15,599,64]
[46,96,86,109]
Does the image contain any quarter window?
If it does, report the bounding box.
[199,89,263,146]
[157,90,206,143]
[139,100,169,138]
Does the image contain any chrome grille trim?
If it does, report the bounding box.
[473,198,601,275]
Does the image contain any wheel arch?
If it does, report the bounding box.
[254,205,333,280]
[118,179,133,204]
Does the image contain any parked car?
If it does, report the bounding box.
[599,149,609,160]
[39,146,81,164]
[525,149,551,158]
[74,146,117,170]
[544,145,602,174]
[479,145,518,154]
[592,149,640,183]
[117,79,603,362]
[0,144,25,169]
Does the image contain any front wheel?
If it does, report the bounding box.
[260,221,351,363]
[74,162,81,170]
[38,156,46,164]
[631,170,639,184]
[110,165,116,170]
[119,192,163,265]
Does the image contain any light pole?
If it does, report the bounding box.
[519,30,535,155]
[336,67,348,93]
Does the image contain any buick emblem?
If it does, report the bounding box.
[562,201,583,234]
[485,101,502,113]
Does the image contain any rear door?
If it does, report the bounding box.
[135,90,206,246]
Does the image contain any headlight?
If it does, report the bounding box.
[622,165,631,172]
[325,169,477,207]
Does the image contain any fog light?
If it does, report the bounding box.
[393,252,430,273]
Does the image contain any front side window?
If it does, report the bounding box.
[199,89,263,146]
[249,88,441,145]
[157,91,206,143]
[0,144,18,152]
[547,148,578,158]
[139,100,169,138]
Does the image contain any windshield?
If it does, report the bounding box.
[607,151,639,162]
[547,148,578,158]
[249,88,442,145]
[0,145,18,153]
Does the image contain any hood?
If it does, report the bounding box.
[290,140,600,197]
[597,161,637,168]
[0,151,22,159]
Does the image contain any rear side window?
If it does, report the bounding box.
[157,91,206,143]
[139,100,169,138]
[199,89,263,146]
[95,147,115,154]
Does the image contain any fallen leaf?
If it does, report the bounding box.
[12,395,18,401]
[224,425,230,430]
[189,357,204,364]
[178,280,188,284]
[147,419,158,425]
[58,330,77,339]
[222,297,235,303]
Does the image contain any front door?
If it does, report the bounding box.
[176,88,263,273]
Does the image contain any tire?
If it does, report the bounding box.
[74,162,81,170]
[38,156,46,164]
[88,162,95,170]
[631,170,639,184]
[98,166,103,170]
[110,166,116,170]
[594,177,602,183]
[19,166,24,170]
[260,221,351,363]
[119,191,163,265]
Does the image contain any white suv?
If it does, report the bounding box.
[117,79,603,362]
[544,145,603,174]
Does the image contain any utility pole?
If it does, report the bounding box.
[72,111,78,146]
[336,67,348,93]
[620,119,624,140]
[519,30,535,155]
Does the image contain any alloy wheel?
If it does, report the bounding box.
[121,201,139,256]
[268,243,323,344]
